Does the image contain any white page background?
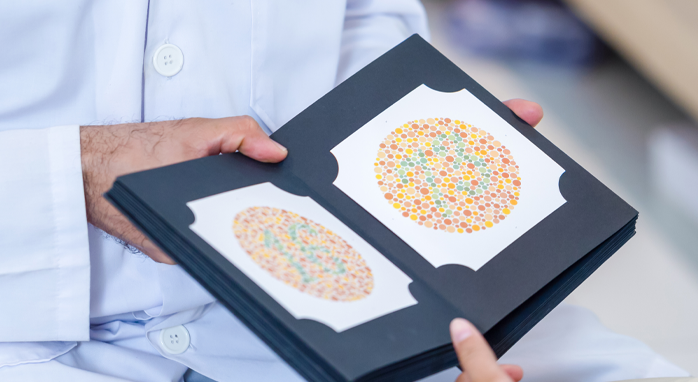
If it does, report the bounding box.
[332,85,566,270]
[187,183,416,332]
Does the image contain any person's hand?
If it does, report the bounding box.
[450,318,523,382]
[80,116,288,264]
[503,99,544,128]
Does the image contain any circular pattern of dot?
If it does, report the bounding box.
[375,118,521,233]
[233,207,374,301]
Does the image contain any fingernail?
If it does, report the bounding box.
[273,141,288,153]
[450,318,473,344]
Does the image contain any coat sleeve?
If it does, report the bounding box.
[0,125,90,342]
[336,0,430,85]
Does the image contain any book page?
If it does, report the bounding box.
[187,183,416,332]
[331,85,566,270]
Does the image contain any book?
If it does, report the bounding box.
[106,34,637,382]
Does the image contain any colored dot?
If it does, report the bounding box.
[375,118,521,234]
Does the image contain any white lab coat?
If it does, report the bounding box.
[0,1,689,381]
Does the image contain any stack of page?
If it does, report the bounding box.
[106,35,638,382]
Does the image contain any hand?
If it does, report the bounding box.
[503,99,544,128]
[450,318,523,382]
[80,116,288,264]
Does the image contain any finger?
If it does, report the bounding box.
[500,365,523,382]
[450,318,512,382]
[139,238,176,265]
[503,99,544,128]
[213,116,288,162]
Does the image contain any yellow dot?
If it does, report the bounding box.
[425,142,431,147]
[396,138,402,143]
[485,221,493,228]
[376,175,382,179]
[397,193,404,198]
[406,171,414,177]
[510,200,518,205]
[455,120,461,124]
[473,211,478,216]
[498,184,504,189]
[503,208,511,214]
[473,225,481,231]
[466,198,474,204]
[457,228,464,233]
[395,154,402,159]
[396,128,403,134]
[514,192,520,196]
[448,190,455,195]
[505,179,511,184]
[445,131,450,135]
[466,219,472,223]
[438,207,445,212]
[420,209,427,215]
[448,183,456,189]
[410,214,418,221]
[418,131,425,136]
[405,149,413,154]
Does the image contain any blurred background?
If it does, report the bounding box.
[421,0,698,374]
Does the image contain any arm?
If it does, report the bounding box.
[0,117,287,342]
[0,125,90,341]
[337,0,430,84]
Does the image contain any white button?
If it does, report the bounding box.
[153,44,184,77]
[159,325,190,355]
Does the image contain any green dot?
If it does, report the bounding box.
[425,171,432,176]
[402,179,409,184]
[420,158,427,163]
[457,186,463,191]
[469,190,476,195]
[401,161,408,166]
[476,189,483,194]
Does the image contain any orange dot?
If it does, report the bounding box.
[420,188,429,195]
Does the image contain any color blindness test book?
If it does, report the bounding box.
[106,35,637,382]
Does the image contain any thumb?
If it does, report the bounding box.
[213,116,288,163]
[450,318,513,382]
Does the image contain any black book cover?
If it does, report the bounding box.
[106,35,637,382]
